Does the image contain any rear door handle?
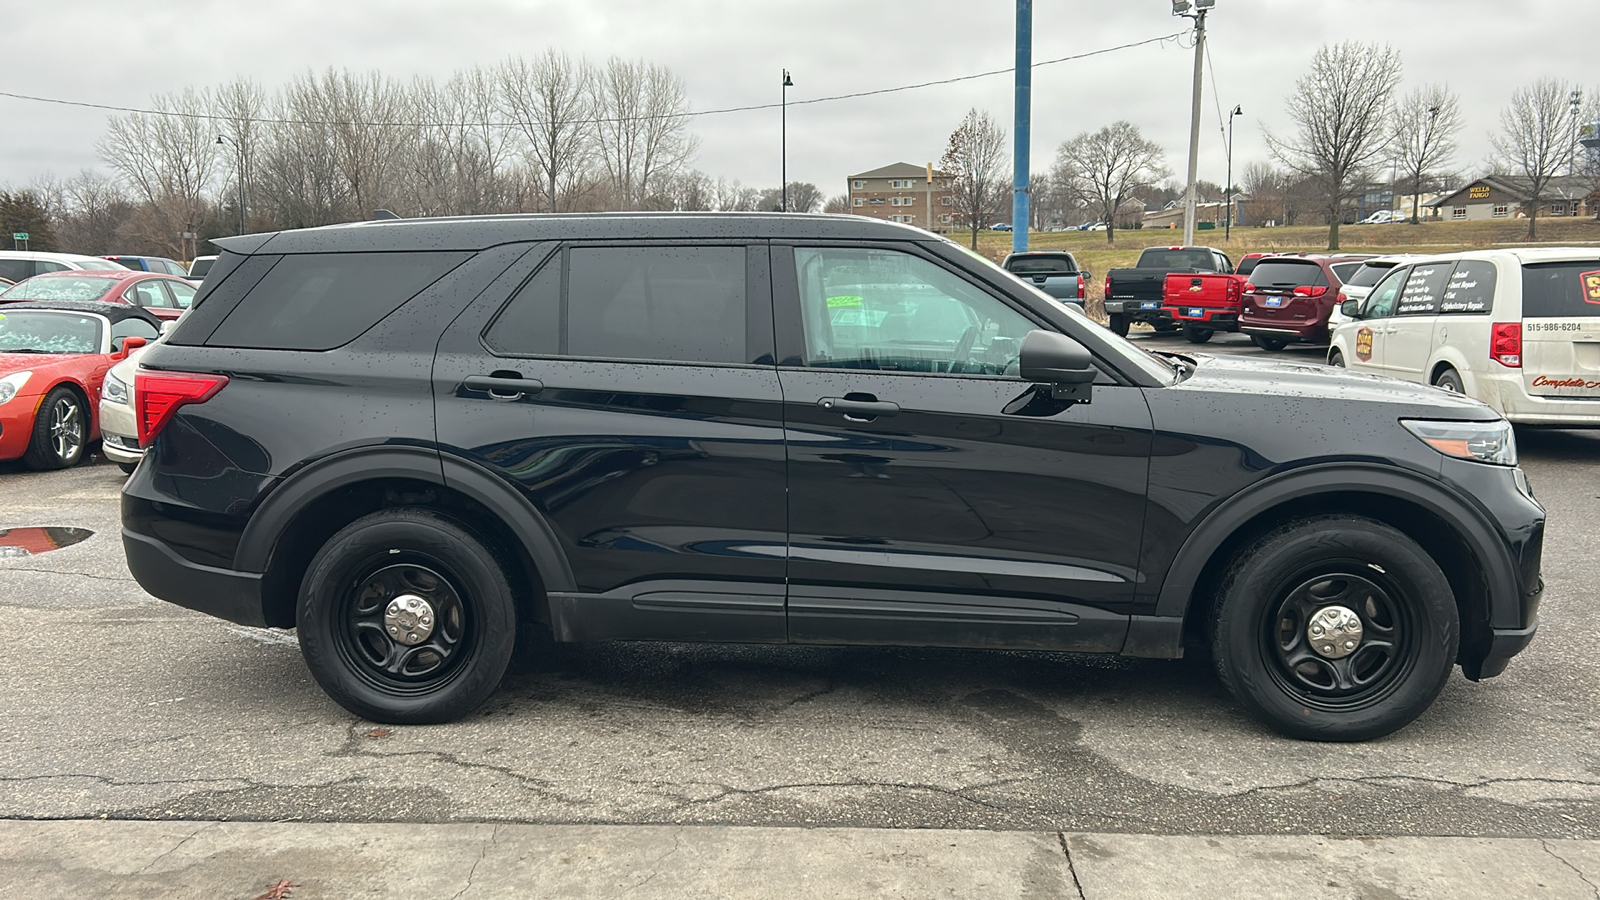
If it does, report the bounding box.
[465,374,545,400]
[819,397,900,420]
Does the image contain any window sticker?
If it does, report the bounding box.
[1583,270,1600,305]
[826,295,863,308]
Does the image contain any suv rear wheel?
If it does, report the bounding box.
[1433,368,1464,394]
[1210,515,1458,741]
[297,508,518,723]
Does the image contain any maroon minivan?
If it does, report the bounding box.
[1238,255,1370,350]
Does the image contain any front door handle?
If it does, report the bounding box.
[465,374,545,400]
[819,397,900,420]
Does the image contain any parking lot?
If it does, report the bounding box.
[2,333,1597,841]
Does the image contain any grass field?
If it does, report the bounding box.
[963,217,1600,318]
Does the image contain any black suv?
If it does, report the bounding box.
[123,214,1544,741]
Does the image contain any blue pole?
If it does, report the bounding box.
[1012,0,1031,254]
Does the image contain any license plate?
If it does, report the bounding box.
[1264,297,1283,307]
[1188,307,1204,317]
[1140,301,1158,309]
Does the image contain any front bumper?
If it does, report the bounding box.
[99,398,142,464]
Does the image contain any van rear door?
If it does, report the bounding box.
[1519,260,1600,398]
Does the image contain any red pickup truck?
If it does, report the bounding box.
[1166,253,1269,343]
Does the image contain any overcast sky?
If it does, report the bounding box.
[4,0,1596,203]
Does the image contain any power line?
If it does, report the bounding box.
[0,31,1186,130]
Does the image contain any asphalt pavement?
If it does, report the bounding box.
[2,336,1598,897]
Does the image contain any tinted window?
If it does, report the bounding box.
[38,261,69,274]
[1345,261,1398,288]
[1007,256,1076,274]
[1521,261,1600,318]
[208,251,469,350]
[567,246,746,364]
[793,247,1034,375]
[189,257,215,279]
[484,257,560,356]
[1137,249,1217,270]
[0,260,32,282]
[1396,261,1453,315]
[1236,257,1262,276]
[1363,267,1410,319]
[161,260,190,276]
[1248,260,1325,289]
[1330,261,1364,283]
[1439,261,1496,315]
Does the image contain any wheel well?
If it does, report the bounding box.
[1430,362,1459,384]
[1179,491,1491,666]
[257,477,548,630]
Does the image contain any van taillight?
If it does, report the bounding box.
[136,371,230,447]
[1491,323,1521,368]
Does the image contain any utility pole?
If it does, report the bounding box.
[1012,0,1032,253]
[1176,0,1212,247]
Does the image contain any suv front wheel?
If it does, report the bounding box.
[1210,515,1458,741]
[298,508,518,723]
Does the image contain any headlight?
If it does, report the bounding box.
[102,371,130,405]
[0,371,31,406]
[1401,418,1517,466]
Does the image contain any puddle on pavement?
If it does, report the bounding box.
[0,526,95,558]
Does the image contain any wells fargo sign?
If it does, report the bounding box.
[1469,185,1492,199]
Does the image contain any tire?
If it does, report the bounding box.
[1433,368,1464,394]
[1251,335,1289,352]
[1183,325,1214,344]
[117,461,139,475]
[24,386,87,470]
[1153,321,1179,334]
[1108,314,1130,337]
[297,508,518,724]
[1210,515,1458,742]
[1328,349,1345,368]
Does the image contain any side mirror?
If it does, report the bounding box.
[114,336,147,358]
[1340,299,1361,319]
[1080,270,1092,281]
[1019,330,1095,404]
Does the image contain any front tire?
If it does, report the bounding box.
[1210,516,1458,741]
[298,508,518,724]
[1251,335,1289,352]
[1108,314,1129,337]
[1183,325,1214,344]
[25,386,87,470]
[117,461,139,475]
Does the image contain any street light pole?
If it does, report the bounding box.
[216,134,244,235]
[781,70,793,212]
[1176,0,1211,247]
[1225,104,1241,242]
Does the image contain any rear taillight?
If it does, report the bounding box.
[1077,276,1086,300]
[1243,284,1256,294]
[135,371,229,447]
[1491,323,1522,368]
[1227,280,1241,302]
[1103,275,1111,297]
[1308,285,1327,298]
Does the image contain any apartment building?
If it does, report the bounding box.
[846,162,954,232]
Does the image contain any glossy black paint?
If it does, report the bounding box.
[120,213,1544,679]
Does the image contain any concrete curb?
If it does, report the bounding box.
[3,820,1597,899]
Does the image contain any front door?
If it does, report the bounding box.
[773,244,1153,653]
[433,241,790,643]
[1349,265,1410,374]
[1386,260,1452,383]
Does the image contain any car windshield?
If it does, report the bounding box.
[0,311,103,354]
[1007,257,1075,274]
[77,259,127,271]
[0,277,117,302]
[1345,262,1398,288]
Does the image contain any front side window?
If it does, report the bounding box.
[792,247,1034,376]
[1345,262,1397,288]
[1362,267,1411,319]
[166,280,197,309]
[130,279,173,309]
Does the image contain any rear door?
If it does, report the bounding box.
[1519,259,1600,398]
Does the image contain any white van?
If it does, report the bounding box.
[1328,247,1600,426]
[0,250,127,284]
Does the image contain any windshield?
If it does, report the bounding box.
[1345,261,1398,288]
[0,311,104,354]
[1,277,117,302]
[77,259,127,271]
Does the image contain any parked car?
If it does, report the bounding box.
[187,255,219,281]
[1103,246,1234,336]
[991,223,1013,232]
[1328,247,1600,426]
[103,255,193,277]
[123,213,1544,741]
[1328,255,1425,331]
[1165,271,1246,342]
[1234,253,1269,277]
[1358,210,1403,225]
[0,270,198,321]
[0,302,160,469]
[1237,254,1361,349]
[99,347,150,474]
[0,250,127,284]
[1001,250,1088,306]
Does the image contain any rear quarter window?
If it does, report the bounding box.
[1521,261,1600,318]
[206,251,470,350]
[1439,261,1496,315]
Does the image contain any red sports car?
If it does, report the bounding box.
[0,301,161,469]
[0,269,198,321]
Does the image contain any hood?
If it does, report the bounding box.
[0,351,85,374]
[1171,352,1500,419]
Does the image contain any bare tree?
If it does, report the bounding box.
[1390,84,1461,224]
[940,108,1009,249]
[823,193,849,215]
[1580,86,1600,220]
[710,177,760,211]
[757,182,822,213]
[256,74,349,228]
[98,87,220,257]
[1266,42,1402,250]
[211,78,266,232]
[1493,78,1581,240]
[592,58,699,209]
[57,171,134,253]
[500,51,598,213]
[1053,120,1166,245]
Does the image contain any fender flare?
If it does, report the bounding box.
[1151,463,1520,625]
[232,446,575,592]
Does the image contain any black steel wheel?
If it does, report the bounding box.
[298,508,518,723]
[25,386,87,470]
[1211,515,1457,741]
[1108,314,1130,337]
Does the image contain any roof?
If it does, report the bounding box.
[848,162,949,180]
[216,212,942,256]
[1425,174,1595,207]
[21,268,179,281]
[0,300,163,327]
[0,250,116,263]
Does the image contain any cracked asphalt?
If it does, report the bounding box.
[2,358,1597,839]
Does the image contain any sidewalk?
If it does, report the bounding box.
[3,820,1597,899]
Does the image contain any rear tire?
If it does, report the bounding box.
[24,386,87,470]
[1328,349,1345,368]
[1108,314,1129,337]
[1433,368,1464,394]
[1210,515,1458,741]
[298,508,518,724]
[1251,335,1289,352]
[1183,325,1214,344]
